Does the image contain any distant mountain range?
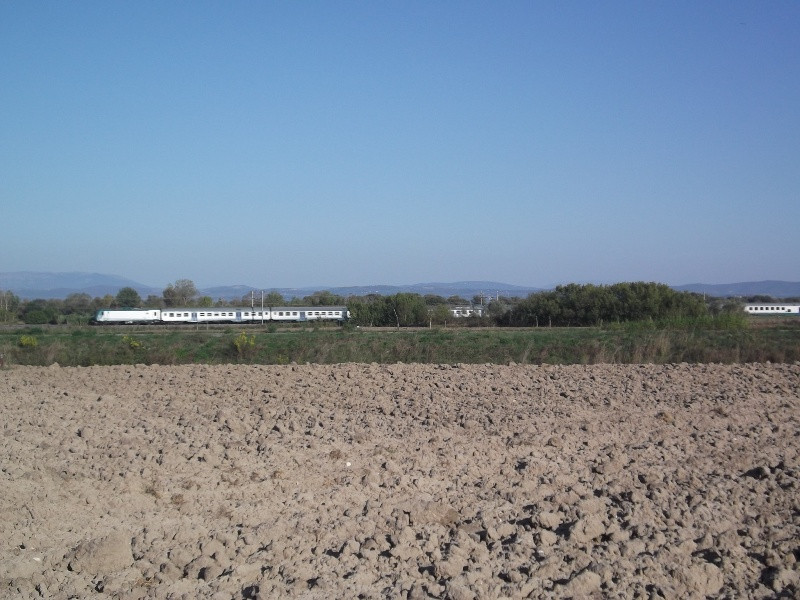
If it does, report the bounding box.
[672,281,800,298]
[0,272,542,301]
[0,272,163,300]
[1,272,799,300]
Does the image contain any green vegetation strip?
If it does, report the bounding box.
[2,322,799,367]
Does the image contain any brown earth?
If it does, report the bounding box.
[1,362,799,599]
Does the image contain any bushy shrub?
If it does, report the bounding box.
[23,310,54,325]
[232,332,256,358]
[122,335,142,350]
[19,335,38,348]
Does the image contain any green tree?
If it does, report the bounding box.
[302,290,344,306]
[386,293,428,328]
[143,295,164,308]
[424,294,448,306]
[486,300,510,323]
[262,291,285,306]
[0,290,21,323]
[91,295,115,310]
[429,304,452,325]
[63,293,93,314]
[21,299,59,324]
[503,282,708,327]
[163,279,198,307]
[347,295,390,326]
[115,287,142,308]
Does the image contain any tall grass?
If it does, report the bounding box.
[1,318,798,367]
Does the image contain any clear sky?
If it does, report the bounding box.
[2,2,798,289]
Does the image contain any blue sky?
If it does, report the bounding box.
[2,2,798,288]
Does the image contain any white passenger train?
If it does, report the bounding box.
[93,306,350,324]
[743,303,800,315]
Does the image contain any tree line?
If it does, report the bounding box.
[498,282,710,327]
[0,280,755,327]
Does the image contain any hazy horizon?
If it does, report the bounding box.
[3,270,800,296]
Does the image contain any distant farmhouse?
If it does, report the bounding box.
[449,305,487,318]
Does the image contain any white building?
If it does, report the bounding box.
[449,305,487,318]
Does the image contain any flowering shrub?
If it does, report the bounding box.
[19,335,38,348]
[232,332,255,358]
[122,335,142,350]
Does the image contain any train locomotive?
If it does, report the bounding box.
[93,306,350,324]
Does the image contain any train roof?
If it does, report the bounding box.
[744,302,800,306]
[162,306,348,311]
[268,306,347,311]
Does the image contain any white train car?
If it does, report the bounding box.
[94,309,162,323]
[269,306,349,322]
[93,306,350,324]
[744,303,800,315]
[160,308,268,323]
